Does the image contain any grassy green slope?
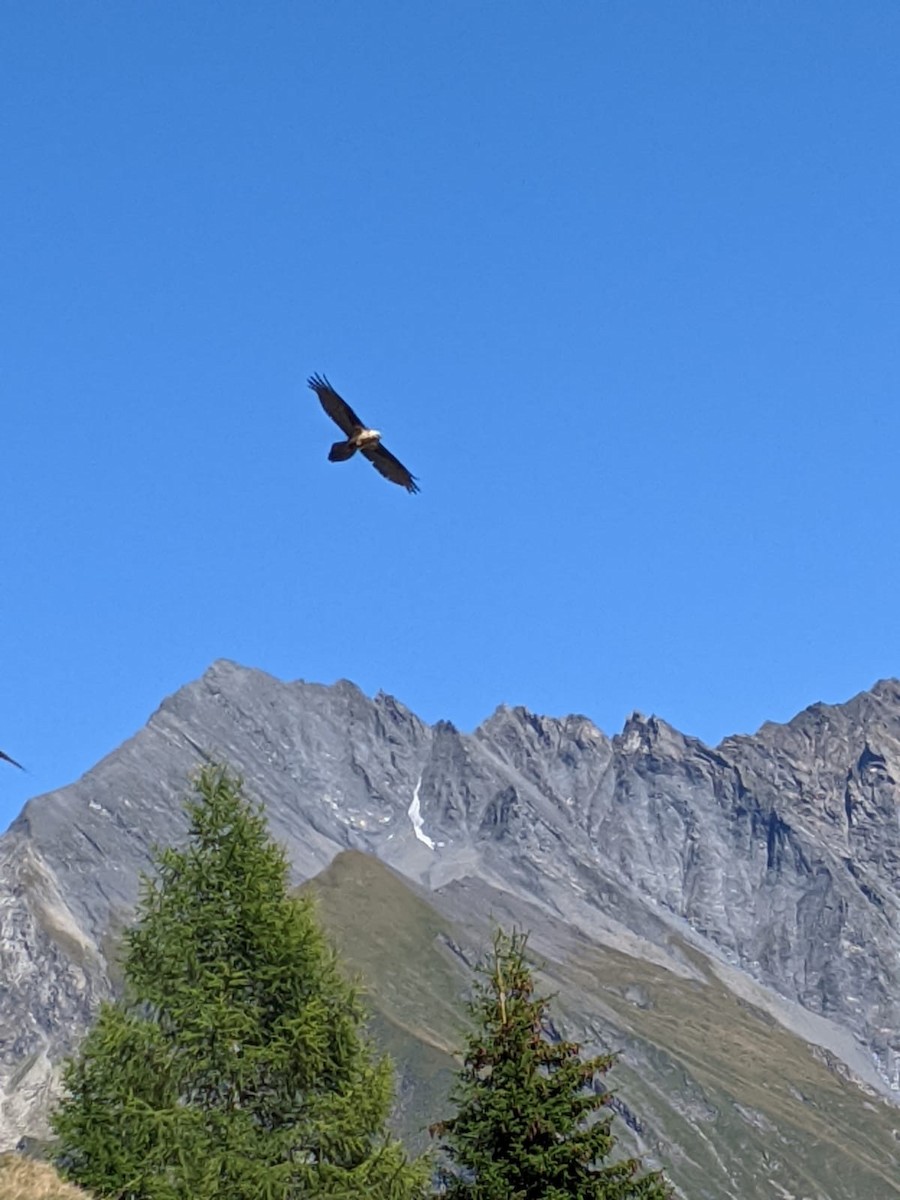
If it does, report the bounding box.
[552,939,900,1199]
[306,851,900,1200]
[303,851,465,1150]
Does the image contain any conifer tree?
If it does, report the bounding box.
[432,928,671,1200]
[52,764,429,1200]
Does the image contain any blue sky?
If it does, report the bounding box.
[3,2,899,828]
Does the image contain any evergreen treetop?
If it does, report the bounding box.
[432,928,672,1200]
[52,763,429,1200]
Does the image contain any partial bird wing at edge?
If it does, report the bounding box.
[361,442,420,493]
[307,374,365,437]
[0,749,24,770]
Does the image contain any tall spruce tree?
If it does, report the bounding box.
[52,764,429,1200]
[432,929,671,1200]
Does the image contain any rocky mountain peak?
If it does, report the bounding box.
[615,711,688,759]
[2,664,900,1161]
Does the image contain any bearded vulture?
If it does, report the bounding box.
[308,374,419,493]
[1,749,24,771]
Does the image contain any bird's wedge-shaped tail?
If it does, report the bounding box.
[308,373,419,493]
[1,749,24,771]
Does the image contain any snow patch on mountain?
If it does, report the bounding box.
[407,776,434,850]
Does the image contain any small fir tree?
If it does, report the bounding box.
[52,763,429,1200]
[432,928,671,1200]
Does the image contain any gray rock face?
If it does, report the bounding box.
[1,659,899,1150]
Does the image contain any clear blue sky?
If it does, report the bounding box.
[3,2,899,829]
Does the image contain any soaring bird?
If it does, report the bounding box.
[308,374,419,493]
[1,749,24,771]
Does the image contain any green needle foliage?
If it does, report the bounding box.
[51,764,429,1200]
[432,929,672,1200]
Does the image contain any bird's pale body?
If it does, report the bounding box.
[352,428,382,447]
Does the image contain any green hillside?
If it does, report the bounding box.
[306,851,900,1200]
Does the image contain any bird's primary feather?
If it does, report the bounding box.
[308,374,365,437]
[361,442,420,493]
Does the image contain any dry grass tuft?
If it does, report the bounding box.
[0,1154,92,1200]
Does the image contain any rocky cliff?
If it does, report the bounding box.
[1,661,899,1194]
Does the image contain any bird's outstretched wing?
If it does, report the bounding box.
[361,442,420,493]
[0,749,24,771]
[308,374,365,436]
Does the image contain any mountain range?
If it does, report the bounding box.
[1,660,899,1199]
